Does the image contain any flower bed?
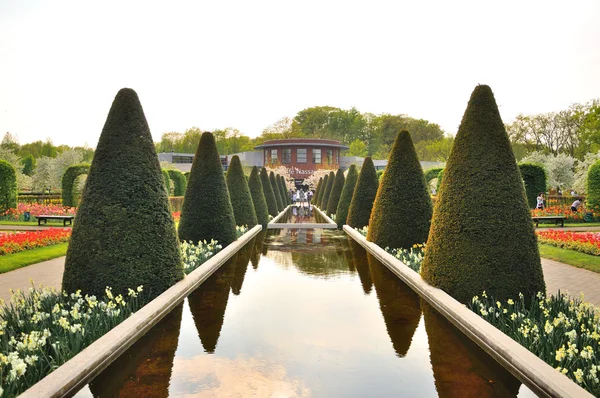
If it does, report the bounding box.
[469,291,600,394]
[0,204,77,222]
[0,229,71,256]
[354,227,425,272]
[537,230,600,256]
[179,226,248,274]
[0,285,147,397]
[531,204,595,223]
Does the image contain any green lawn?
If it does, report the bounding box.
[0,221,73,227]
[0,243,69,274]
[535,222,600,228]
[538,243,600,274]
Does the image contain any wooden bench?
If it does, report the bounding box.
[36,215,74,227]
[532,216,565,228]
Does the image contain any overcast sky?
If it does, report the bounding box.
[1,0,599,148]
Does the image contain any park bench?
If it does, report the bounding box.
[532,216,565,228]
[36,215,75,227]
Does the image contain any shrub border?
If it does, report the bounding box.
[21,224,263,398]
[343,225,592,398]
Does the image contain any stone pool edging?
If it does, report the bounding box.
[268,205,291,224]
[21,224,263,398]
[313,206,337,226]
[343,225,593,398]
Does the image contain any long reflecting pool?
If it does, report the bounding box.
[74,229,535,397]
[275,206,329,224]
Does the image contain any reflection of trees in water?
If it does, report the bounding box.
[188,259,236,353]
[231,239,253,295]
[250,231,267,269]
[349,240,372,294]
[422,302,521,398]
[367,253,421,357]
[89,303,183,397]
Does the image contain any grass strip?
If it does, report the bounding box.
[538,243,600,274]
[0,221,73,227]
[0,243,68,274]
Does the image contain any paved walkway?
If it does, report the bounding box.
[0,257,65,303]
[541,258,600,306]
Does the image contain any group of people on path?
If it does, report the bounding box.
[536,192,584,213]
[291,188,313,205]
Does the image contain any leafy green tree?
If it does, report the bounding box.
[519,163,547,209]
[21,154,36,176]
[61,164,90,207]
[326,169,345,216]
[226,155,258,227]
[178,132,237,247]
[346,157,378,228]
[166,169,187,196]
[248,166,269,228]
[0,160,17,213]
[63,88,183,299]
[367,130,432,249]
[270,171,284,212]
[421,85,545,304]
[348,139,368,157]
[335,164,358,228]
[260,167,278,217]
[320,171,335,209]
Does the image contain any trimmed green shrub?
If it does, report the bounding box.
[435,169,444,193]
[314,177,323,205]
[587,160,600,213]
[421,85,545,304]
[248,166,269,228]
[270,172,284,212]
[326,169,345,217]
[376,169,384,181]
[336,164,358,228]
[518,163,547,209]
[0,160,17,214]
[346,157,379,228]
[184,171,190,180]
[167,169,187,196]
[260,167,278,217]
[317,174,328,208]
[162,169,171,194]
[320,171,335,209]
[279,175,290,206]
[178,132,237,247]
[63,88,183,299]
[367,130,433,250]
[61,164,90,207]
[226,155,258,227]
[424,167,443,184]
[276,175,285,207]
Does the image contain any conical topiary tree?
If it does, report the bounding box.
[270,171,284,212]
[167,169,187,197]
[178,132,237,247]
[279,175,289,206]
[226,155,258,227]
[260,167,278,217]
[162,169,171,194]
[326,169,345,217]
[367,131,433,250]
[421,85,545,304]
[587,160,600,214]
[314,177,324,206]
[276,175,285,207]
[336,164,358,228]
[317,174,328,208]
[519,163,547,209]
[248,166,269,228]
[346,157,379,229]
[62,88,183,299]
[320,171,335,209]
[61,164,90,207]
[0,160,17,214]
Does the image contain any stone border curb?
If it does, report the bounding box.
[313,206,337,226]
[268,205,290,224]
[21,224,263,398]
[343,225,593,398]
[267,223,337,229]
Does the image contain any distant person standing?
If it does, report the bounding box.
[571,198,584,213]
[536,193,545,210]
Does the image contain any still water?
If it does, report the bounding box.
[275,206,328,224]
[75,229,535,397]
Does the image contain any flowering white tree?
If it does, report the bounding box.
[265,164,295,190]
[302,169,332,190]
[573,151,600,193]
[32,150,84,192]
[521,151,575,191]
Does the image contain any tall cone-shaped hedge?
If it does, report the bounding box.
[326,169,345,216]
[519,163,547,209]
[270,172,284,212]
[314,177,323,206]
[346,157,378,229]
[61,164,90,207]
[276,175,286,207]
[587,160,600,213]
[421,85,545,304]
[279,175,289,206]
[226,155,257,227]
[0,160,17,213]
[320,171,335,209]
[248,166,269,228]
[167,169,187,196]
[178,132,236,247]
[336,164,358,228]
[317,174,329,208]
[367,131,432,249]
[162,169,171,194]
[260,167,278,217]
[63,88,183,299]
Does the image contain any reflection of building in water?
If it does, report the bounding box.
[422,302,521,397]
